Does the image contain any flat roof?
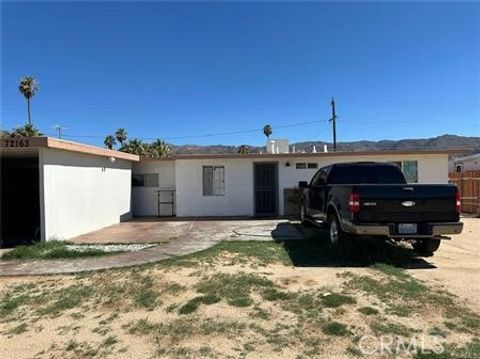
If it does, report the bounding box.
[1,137,140,161]
[140,148,468,161]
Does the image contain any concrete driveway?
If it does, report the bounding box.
[0,219,304,276]
[70,218,304,244]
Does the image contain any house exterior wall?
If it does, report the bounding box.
[173,153,449,217]
[132,161,176,216]
[41,148,133,241]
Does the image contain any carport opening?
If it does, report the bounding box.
[1,151,41,247]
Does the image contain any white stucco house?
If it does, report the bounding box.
[1,137,139,246]
[0,136,465,245]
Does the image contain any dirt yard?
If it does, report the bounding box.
[0,218,478,358]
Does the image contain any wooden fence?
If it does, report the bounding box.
[449,170,480,214]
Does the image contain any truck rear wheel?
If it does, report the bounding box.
[412,238,441,254]
[328,215,349,246]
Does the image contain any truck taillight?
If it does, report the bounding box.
[349,192,360,213]
[455,190,461,213]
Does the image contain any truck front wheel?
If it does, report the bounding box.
[412,238,441,254]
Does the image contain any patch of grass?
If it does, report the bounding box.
[386,304,413,317]
[370,321,414,337]
[101,335,118,347]
[38,284,94,316]
[125,318,157,335]
[429,326,448,338]
[261,287,293,301]
[1,241,111,261]
[178,294,220,315]
[321,293,356,308]
[196,272,273,308]
[357,306,379,316]
[7,322,28,335]
[322,321,350,336]
[134,289,159,310]
[0,294,31,316]
[161,241,291,267]
[66,340,79,351]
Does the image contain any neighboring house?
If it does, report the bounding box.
[0,136,465,245]
[449,153,480,173]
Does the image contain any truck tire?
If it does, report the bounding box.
[328,215,348,246]
[412,238,441,254]
[300,204,312,227]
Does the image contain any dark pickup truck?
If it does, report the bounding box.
[299,162,463,254]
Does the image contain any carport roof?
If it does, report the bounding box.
[1,137,140,161]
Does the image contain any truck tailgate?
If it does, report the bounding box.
[355,184,459,223]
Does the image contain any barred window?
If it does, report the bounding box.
[203,166,225,196]
[402,161,418,183]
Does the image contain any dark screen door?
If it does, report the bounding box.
[254,163,278,216]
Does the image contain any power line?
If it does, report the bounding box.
[42,119,324,141]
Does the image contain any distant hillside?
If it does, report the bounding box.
[170,134,480,155]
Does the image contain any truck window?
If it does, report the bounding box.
[328,164,407,184]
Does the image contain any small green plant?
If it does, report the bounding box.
[322,321,350,336]
[178,295,220,315]
[357,306,379,315]
[321,293,356,308]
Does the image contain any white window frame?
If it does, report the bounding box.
[203,166,225,196]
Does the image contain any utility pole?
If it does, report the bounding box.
[329,97,337,151]
[53,124,67,139]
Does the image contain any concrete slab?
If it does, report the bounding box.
[0,219,305,276]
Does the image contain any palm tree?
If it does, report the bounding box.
[115,128,127,147]
[263,124,272,139]
[18,76,38,125]
[123,138,145,155]
[10,123,42,137]
[237,145,249,154]
[149,139,170,158]
[104,135,116,150]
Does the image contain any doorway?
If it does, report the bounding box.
[1,152,41,247]
[254,162,278,217]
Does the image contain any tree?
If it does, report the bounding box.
[124,138,145,156]
[18,76,38,125]
[263,124,272,139]
[104,135,116,150]
[9,123,42,137]
[237,145,249,154]
[115,128,127,147]
[148,139,170,157]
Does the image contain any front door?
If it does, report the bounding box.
[254,163,278,216]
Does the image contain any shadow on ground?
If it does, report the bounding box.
[272,222,436,269]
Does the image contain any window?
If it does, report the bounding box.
[203,166,225,196]
[456,165,462,173]
[132,173,159,187]
[297,163,318,170]
[402,161,418,183]
[389,161,419,183]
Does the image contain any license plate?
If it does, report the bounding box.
[398,223,417,234]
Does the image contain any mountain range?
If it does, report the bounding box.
[169,134,480,155]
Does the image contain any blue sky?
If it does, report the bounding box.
[2,1,479,147]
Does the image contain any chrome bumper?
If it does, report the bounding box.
[341,220,463,238]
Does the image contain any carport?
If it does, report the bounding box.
[1,149,41,246]
[1,137,139,247]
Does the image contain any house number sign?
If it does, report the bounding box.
[3,139,30,148]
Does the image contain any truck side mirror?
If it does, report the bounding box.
[298,181,309,189]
